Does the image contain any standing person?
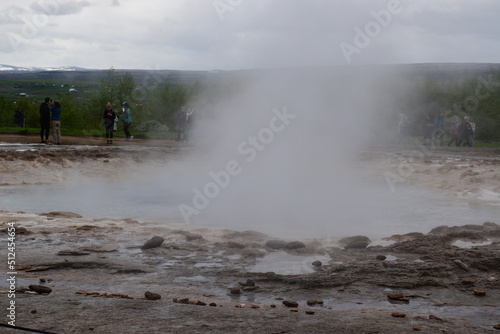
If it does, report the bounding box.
[39,97,51,144]
[14,107,26,128]
[447,115,461,146]
[120,102,133,141]
[433,112,445,146]
[468,118,477,147]
[103,102,116,144]
[51,100,62,145]
[185,107,195,142]
[176,106,188,141]
[423,113,434,145]
[459,116,474,147]
[397,113,409,144]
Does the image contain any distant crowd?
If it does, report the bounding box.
[13,98,196,145]
[397,112,477,147]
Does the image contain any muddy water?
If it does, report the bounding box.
[2,179,499,239]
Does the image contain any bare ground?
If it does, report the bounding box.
[0,135,499,333]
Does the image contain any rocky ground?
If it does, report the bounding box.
[0,134,499,333]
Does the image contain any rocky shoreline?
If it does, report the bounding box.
[0,210,499,333]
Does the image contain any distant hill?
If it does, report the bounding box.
[1,63,499,86]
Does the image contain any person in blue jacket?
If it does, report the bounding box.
[120,102,133,141]
[50,100,62,145]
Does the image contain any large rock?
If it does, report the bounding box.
[141,236,164,249]
[29,285,52,294]
[265,240,288,249]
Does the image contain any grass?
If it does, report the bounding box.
[0,127,179,140]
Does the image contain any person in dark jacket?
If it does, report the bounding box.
[39,97,51,144]
[51,100,62,145]
[103,102,116,144]
[14,107,25,128]
[176,106,188,141]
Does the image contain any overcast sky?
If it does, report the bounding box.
[1,0,499,70]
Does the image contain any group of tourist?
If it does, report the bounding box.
[39,97,62,145]
[102,101,133,144]
[398,112,477,147]
[32,98,133,145]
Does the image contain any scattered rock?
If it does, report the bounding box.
[387,293,405,300]
[229,287,241,295]
[242,286,258,292]
[57,250,90,256]
[226,241,246,249]
[286,241,306,250]
[196,301,207,306]
[282,300,299,308]
[413,326,421,331]
[250,304,260,309]
[312,260,322,267]
[29,285,52,294]
[43,211,83,218]
[307,299,324,306]
[30,309,37,314]
[493,324,500,330]
[305,311,315,315]
[453,259,469,271]
[429,314,443,321]
[391,312,406,318]
[141,236,164,250]
[172,230,203,241]
[376,255,387,261]
[82,244,119,252]
[265,240,288,249]
[338,235,371,247]
[290,309,299,312]
[209,302,217,307]
[461,278,475,285]
[239,279,256,287]
[473,289,486,296]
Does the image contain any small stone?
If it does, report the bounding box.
[144,291,161,300]
[270,304,276,308]
[29,285,52,294]
[413,326,421,331]
[376,255,387,261]
[283,300,299,308]
[387,293,405,300]
[141,236,164,250]
[312,260,322,267]
[290,309,299,312]
[239,279,256,287]
[39,278,46,283]
[473,289,486,296]
[30,309,37,314]
[461,278,475,285]
[242,286,258,292]
[305,310,315,315]
[391,312,406,318]
[196,301,207,306]
[429,314,442,321]
[285,241,306,250]
[209,302,217,307]
[493,324,500,330]
[250,304,260,309]
[230,287,241,295]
